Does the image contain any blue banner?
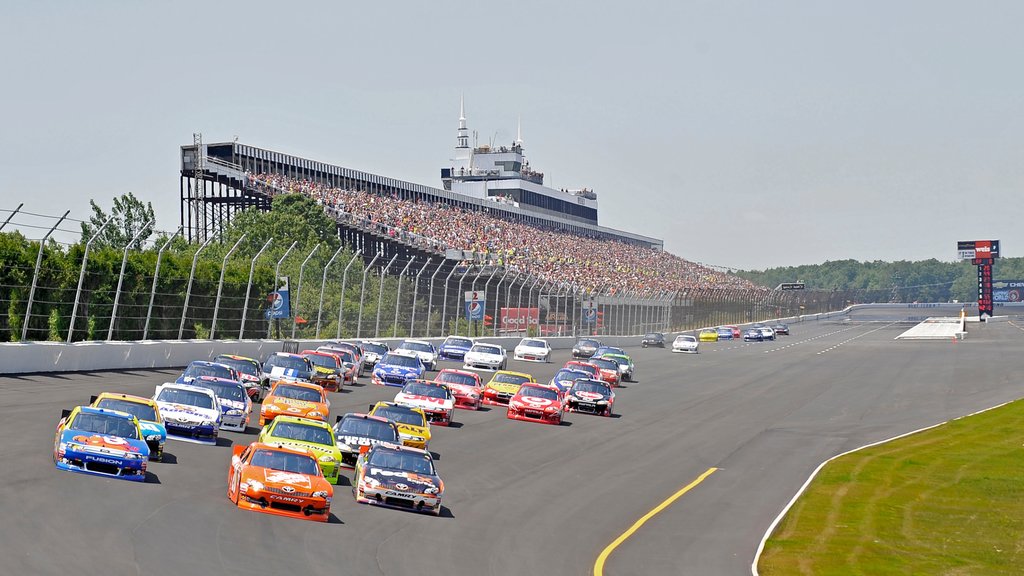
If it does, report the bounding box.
[993,280,1024,303]
[265,277,291,319]
[583,307,598,325]
[465,299,486,321]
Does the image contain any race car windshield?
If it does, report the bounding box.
[194,380,245,402]
[609,357,629,367]
[71,412,139,439]
[675,336,696,342]
[644,333,661,339]
[333,350,356,364]
[520,339,546,348]
[436,372,477,387]
[183,363,233,380]
[273,385,322,402]
[400,341,433,353]
[368,448,434,475]
[443,337,473,348]
[470,345,501,355]
[595,347,623,356]
[265,355,309,373]
[362,342,388,355]
[374,407,425,426]
[304,354,338,369]
[337,417,397,441]
[214,357,259,377]
[520,386,558,401]
[271,421,333,446]
[590,359,619,370]
[493,373,529,385]
[572,380,610,396]
[95,399,157,422]
[250,449,319,475]
[577,340,599,348]
[555,369,588,382]
[402,383,449,399]
[381,354,420,368]
[157,388,214,409]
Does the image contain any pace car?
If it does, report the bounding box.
[54,405,150,481]
[394,380,455,426]
[438,336,474,361]
[214,354,265,402]
[372,351,426,387]
[572,338,602,358]
[260,380,330,426]
[462,342,507,371]
[433,368,483,410]
[89,392,166,461]
[507,384,564,425]
[672,334,699,353]
[227,441,333,522]
[332,413,402,468]
[153,383,221,444]
[257,416,343,484]
[367,402,431,449]
[190,376,252,432]
[395,339,439,371]
[176,360,239,385]
[565,378,615,416]
[481,370,536,406]
[513,338,552,362]
[359,340,390,370]
[261,353,314,387]
[353,442,444,516]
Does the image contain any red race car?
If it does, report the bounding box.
[433,369,483,410]
[506,384,564,425]
[563,360,602,382]
[584,356,622,388]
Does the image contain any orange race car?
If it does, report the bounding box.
[259,380,330,426]
[227,441,333,522]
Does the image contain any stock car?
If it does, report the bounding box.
[176,360,239,385]
[227,442,333,522]
[359,340,390,370]
[189,376,252,432]
[513,338,552,362]
[587,356,622,387]
[394,380,455,426]
[481,370,536,406]
[353,442,444,516]
[698,328,719,342]
[599,353,635,382]
[395,339,439,371]
[259,380,330,426]
[261,353,314,387]
[772,323,790,336]
[758,326,776,341]
[300,350,345,391]
[433,368,484,410]
[53,405,150,481]
[257,416,343,484]
[89,393,166,461]
[672,334,699,353]
[548,367,593,397]
[642,332,665,348]
[565,378,615,417]
[726,325,742,339]
[506,384,565,425]
[372,351,426,387]
[572,338,602,359]
[716,326,734,340]
[438,336,474,361]
[214,354,265,402]
[367,402,431,449]
[563,360,602,381]
[743,328,764,342]
[318,342,365,378]
[332,413,402,468]
[153,383,221,445]
[463,342,507,371]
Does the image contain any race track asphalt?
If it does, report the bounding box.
[3,317,1023,576]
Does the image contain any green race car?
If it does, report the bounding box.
[257,415,343,484]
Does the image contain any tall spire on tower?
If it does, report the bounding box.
[456,94,469,149]
[515,116,523,147]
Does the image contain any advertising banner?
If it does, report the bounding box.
[500,307,539,331]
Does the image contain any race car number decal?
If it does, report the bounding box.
[399,394,446,405]
[521,397,552,407]
[264,471,311,487]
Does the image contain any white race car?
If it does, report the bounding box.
[672,334,699,353]
[395,339,439,371]
[463,342,507,371]
[394,380,455,426]
[152,383,221,444]
[513,338,551,362]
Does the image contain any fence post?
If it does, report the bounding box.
[0,203,24,231]
[315,246,345,339]
[239,237,273,339]
[449,265,472,336]
[209,233,246,340]
[68,215,115,342]
[392,256,415,337]
[142,226,183,341]
[409,258,432,338]
[335,250,362,339]
[434,265,457,338]
[516,275,532,328]
[526,278,543,338]
[179,236,215,339]
[21,211,69,341]
[491,268,510,337]
[268,241,298,339]
[292,243,321,339]
[498,271,519,337]
[356,252,382,339]
[374,253,399,338]
[108,219,155,341]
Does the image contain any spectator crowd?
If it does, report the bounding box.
[248,173,761,295]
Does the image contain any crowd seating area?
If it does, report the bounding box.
[248,174,761,294]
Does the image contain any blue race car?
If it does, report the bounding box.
[716,327,734,340]
[743,328,764,342]
[371,351,425,387]
[176,360,239,385]
[189,376,252,432]
[548,368,592,396]
[438,336,474,361]
[54,406,150,481]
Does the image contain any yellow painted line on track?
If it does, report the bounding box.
[594,467,718,576]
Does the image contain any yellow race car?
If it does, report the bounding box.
[481,370,536,406]
[698,328,719,342]
[257,415,343,484]
[89,392,166,461]
[367,401,431,450]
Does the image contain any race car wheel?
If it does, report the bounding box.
[642,343,648,348]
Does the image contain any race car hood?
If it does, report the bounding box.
[265,366,311,380]
[157,402,219,424]
[485,381,523,395]
[362,466,441,496]
[569,390,610,402]
[263,439,337,460]
[60,430,149,456]
[137,420,166,441]
[395,393,454,411]
[465,352,502,362]
[374,365,421,379]
[445,383,479,398]
[264,397,327,417]
[336,434,394,451]
[253,468,315,492]
[392,422,430,440]
[510,395,562,410]
[515,346,547,355]
[312,366,340,377]
[440,343,471,354]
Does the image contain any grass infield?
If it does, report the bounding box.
[758,399,1024,575]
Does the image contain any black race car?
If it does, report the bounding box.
[642,332,665,348]
[572,338,602,359]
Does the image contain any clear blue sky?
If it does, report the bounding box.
[2,1,1021,270]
